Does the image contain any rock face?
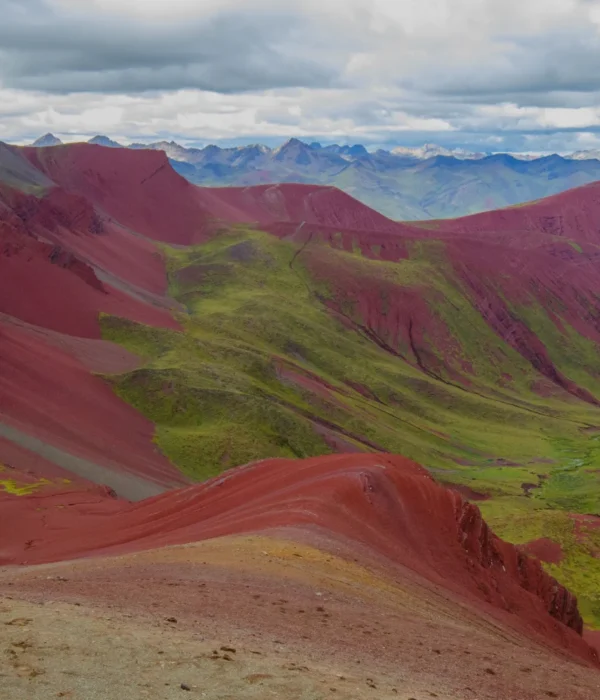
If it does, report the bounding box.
[457,501,583,634]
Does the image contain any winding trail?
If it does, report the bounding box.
[0,422,164,501]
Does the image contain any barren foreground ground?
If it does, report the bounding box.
[1,535,599,700]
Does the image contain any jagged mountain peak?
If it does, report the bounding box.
[32,133,63,147]
[88,135,122,148]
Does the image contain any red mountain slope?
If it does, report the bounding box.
[1,453,596,666]
[435,180,600,244]
[22,144,248,245]
[0,317,187,496]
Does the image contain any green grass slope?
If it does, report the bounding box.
[100,224,600,625]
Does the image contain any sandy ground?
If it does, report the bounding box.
[0,597,432,700]
[2,534,599,700]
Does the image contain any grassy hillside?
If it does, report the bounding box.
[100,224,600,626]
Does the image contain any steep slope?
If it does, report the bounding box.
[0,170,180,337]
[21,143,244,245]
[0,143,53,194]
[98,174,600,627]
[202,183,406,233]
[0,318,186,497]
[1,454,596,667]
[0,145,188,493]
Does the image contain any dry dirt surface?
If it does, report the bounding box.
[2,534,599,700]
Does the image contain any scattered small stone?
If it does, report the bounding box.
[166,617,178,623]
[220,646,236,653]
[222,654,233,661]
[316,606,325,612]
[180,683,191,691]
[4,618,32,627]
[545,693,558,698]
[484,668,496,675]
[245,673,273,684]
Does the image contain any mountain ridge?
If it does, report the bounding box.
[22,134,600,220]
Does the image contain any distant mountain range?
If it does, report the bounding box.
[26,134,600,219]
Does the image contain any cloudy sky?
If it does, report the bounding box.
[3,0,600,152]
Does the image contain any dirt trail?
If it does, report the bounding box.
[0,422,164,500]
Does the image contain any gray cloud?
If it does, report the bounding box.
[422,30,600,103]
[0,0,340,93]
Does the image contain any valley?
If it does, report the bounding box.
[2,141,600,697]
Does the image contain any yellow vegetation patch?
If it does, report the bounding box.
[0,463,60,496]
[0,478,51,496]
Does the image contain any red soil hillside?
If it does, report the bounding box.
[0,317,187,497]
[435,179,600,245]
[22,144,249,245]
[0,144,187,494]
[0,154,180,337]
[20,145,422,241]
[1,453,596,668]
[0,222,177,338]
[420,184,600,403]
[203,183,406,232]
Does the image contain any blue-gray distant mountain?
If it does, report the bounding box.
[152,138,600,220]
[31,133,62,147]
[88,135,122,148]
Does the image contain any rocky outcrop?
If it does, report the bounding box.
[457,500,583,634]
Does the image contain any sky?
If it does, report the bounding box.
[3,0,600,152]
